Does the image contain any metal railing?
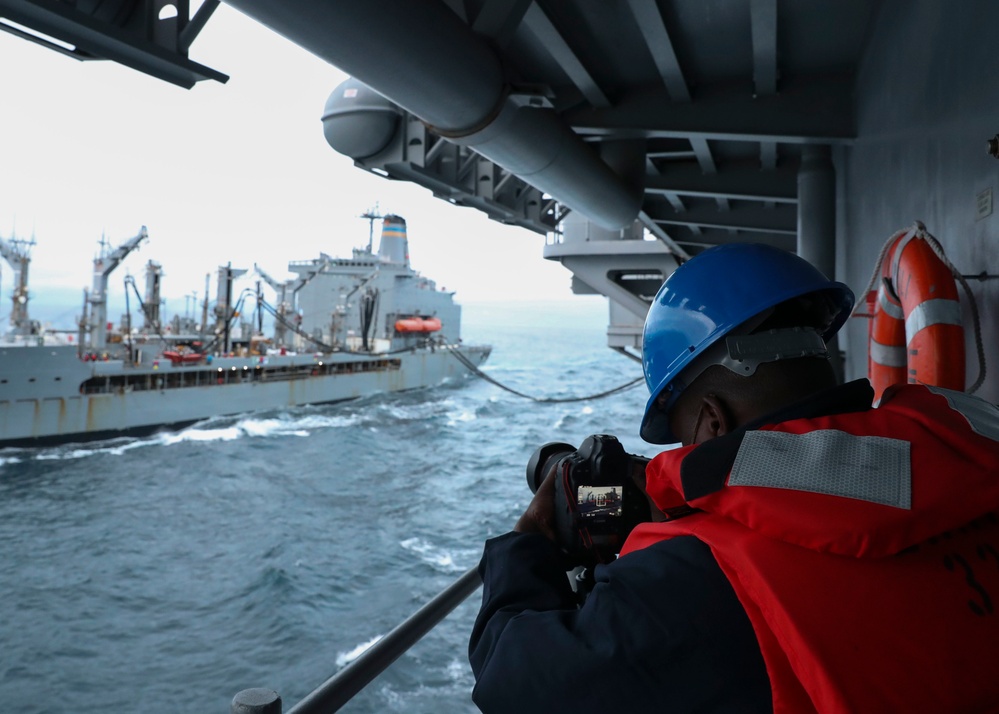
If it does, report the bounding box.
[231,566,482,714]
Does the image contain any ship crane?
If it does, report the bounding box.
[0,234,35,337]
[87,226,148,350]
[253,262,296,348]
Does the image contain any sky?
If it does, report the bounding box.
[0,4,583,329]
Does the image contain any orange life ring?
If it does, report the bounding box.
[868,228,964,401]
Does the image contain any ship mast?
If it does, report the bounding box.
[360,205,382,254]
[88,226,148,350]
[0,233,35,336]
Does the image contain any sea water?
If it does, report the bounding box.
[0,299,654,713]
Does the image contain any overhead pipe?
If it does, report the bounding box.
[221,0,643,230]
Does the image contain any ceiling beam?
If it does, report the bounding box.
[651,203,797,234]
[625,0,691,102]
[523,3,610,108]
[645,163,798,203]
[638,211,692,260]
[566,75,855,142]
[760,141,777,170]
[750,0,778,96]
[760,141,778,209]
[648,150,697,159]
[671,229,796,251]
[646,156,700,237]
[689,136,731,212]
[0,0,228,88]
[689,137,716,173]
[751,0,779,210]
[470,0,532,48]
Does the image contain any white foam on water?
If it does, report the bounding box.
[384,397,457,422]
[335,634,383,669]
[284,413,365,432]
[446,409,476,426]
[34,437,155,460]
[234,418,308,438]
[399,537,464,573]
[26,409,372,461]
[446,658,469,683]
[160,426,243,445]
[15,390,593,464]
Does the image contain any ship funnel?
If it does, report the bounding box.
[378,215,410,267]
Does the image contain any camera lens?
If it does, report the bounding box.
[526,442,575,493]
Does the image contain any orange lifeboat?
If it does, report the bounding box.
[866,224,964,401]
[394,316,442,333]
[163,349,206,365]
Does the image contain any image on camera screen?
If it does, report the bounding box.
[576,485,623,519]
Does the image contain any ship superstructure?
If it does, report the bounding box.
[0,215,489,447]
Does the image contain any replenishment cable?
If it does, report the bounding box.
[445,344,644,403]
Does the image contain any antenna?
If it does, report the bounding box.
[360,203,382,253]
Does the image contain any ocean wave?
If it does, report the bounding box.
[22,410,372,460]
[446,658,469,683]
[280,412,366,432]
[33,437,157,460]
[445,409,476,426]
[375,658,476,711]
[160,426,244,444]
[398,537,470,574]
[380,397,458,423]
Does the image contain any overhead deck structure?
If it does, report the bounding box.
[3,0,998,399]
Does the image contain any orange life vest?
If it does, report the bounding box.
[621,384,999,713]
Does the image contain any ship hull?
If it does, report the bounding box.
[0,344,490,447]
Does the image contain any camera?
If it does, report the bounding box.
[526,434,651,565]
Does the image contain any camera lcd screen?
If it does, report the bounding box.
[576,485,623,519]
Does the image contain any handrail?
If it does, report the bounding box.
[232,565,483,713]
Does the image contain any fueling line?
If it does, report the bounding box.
[446,346,644,403]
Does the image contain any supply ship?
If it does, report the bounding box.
[0,214,490,447]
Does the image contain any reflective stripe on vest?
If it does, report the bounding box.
[730,430,911,509]
[926,385,999,441]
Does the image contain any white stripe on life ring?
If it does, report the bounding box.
[870,337,907,368]
[904,299,962,346]
[877,283,904,320]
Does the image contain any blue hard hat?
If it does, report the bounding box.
[640,243,855,444]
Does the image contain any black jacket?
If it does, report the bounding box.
[468,531,772,712]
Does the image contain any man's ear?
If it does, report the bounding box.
[693,393,734,443]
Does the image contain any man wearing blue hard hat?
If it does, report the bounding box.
[469,243,999,713]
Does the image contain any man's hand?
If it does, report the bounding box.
[514,463,559,541]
